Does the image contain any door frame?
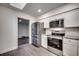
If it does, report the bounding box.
[17,17,30,46]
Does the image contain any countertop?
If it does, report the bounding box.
[42,34,79,40]
[64,35,79,40]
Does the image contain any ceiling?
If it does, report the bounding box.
[0,3,66,17]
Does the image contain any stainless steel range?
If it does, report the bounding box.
[47,30,65,56]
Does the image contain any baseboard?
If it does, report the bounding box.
[41,46,48,50]
[0,46,18,54]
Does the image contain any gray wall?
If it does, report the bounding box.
[0,6,36,54]
[18,23,29,38]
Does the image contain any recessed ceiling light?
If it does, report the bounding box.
[38,9,42,13]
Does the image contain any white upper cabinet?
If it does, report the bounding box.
[41,9,79,28]
[44,18,49,28]
[64,9,79,27]
[48,9,79,28]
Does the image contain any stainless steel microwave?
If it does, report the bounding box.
[50,19,64,28]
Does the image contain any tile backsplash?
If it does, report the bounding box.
[65,27,79,36]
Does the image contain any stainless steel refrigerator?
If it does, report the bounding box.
[31,22,43,47]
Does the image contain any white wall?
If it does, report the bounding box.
[0,6,36,54]
[18,23,29,38]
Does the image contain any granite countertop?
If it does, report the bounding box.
[42,33,79,40]
[64,35,79,40]
[46,35,79,40]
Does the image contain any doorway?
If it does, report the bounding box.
[18,17,29,46]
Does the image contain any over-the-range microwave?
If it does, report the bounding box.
[50,19,64,28]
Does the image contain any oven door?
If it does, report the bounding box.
[48,37,62,51]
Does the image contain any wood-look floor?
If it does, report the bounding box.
[0,44,56,56]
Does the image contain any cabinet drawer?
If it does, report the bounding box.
[63,38,77,46]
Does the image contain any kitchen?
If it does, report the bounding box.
[0,3,79,56]
[37,4,79,56]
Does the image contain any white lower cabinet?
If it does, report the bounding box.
[41,35,47,48]
[77,40,79,56]
[63,43,77,56]
[63,38,77,56]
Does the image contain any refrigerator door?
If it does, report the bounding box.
[31,22,41,47]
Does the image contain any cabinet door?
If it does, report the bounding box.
[46,30,51,35]
[77,40,79,56]
[63,43,77,56]
[64,9,79,27]
[63,38,77,56]
[41,35,47,48]
[44,18,49,28]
